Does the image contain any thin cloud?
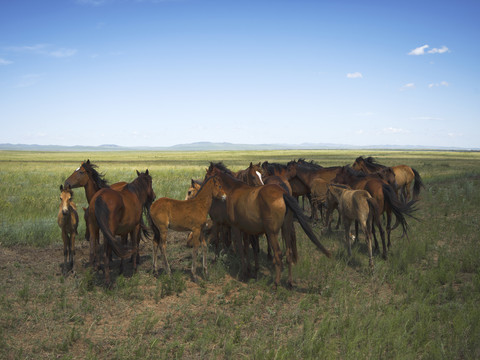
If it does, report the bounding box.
[401,83,415,91]
[409,44,450,55]
[15,74,42,88]
[7,44,77,58]
[428,81,449,88]
[0,58,12,65]
[411,116,444,121]
[346,72,363,79]
[428,46,449,54]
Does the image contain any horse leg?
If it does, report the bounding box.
[231,227,248,280]
[376,219,387,259]
[266,231,282,289]
[104,241,112,285]
[242,233,252,278]
[250,235,260,278]
[343,219,352,256]
[282,211,296,289]
[70,229,76,270]
[363,222,374,270]
[386,210,392,249]
[371,222,379,252]
[89,225,99,271]
[201,230,208,278]
[159,230,171,276]
[190,229,201,282]
[62,229,68,273]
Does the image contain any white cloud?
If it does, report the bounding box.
[49,48,78,58]
[428,46,449,54]
[408,44,429,56]
[409,44,450,55]
[0,58,12,65]
[401,83,415,90]
[347,72,363,79]
[428,81,449,88]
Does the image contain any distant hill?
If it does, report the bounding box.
[0,142,476,152]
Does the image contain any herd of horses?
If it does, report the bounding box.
[58,156,423,288]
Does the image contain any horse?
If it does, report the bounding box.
[64,160,127,240]
[326,184,385,269]
[286,160,343,220]
[87,170,155,284]
[352,156,424,201]
[333,166,417,258]
[58,185,79,273]
[235,162,264,186]
[207,162,331,289]
[147,174,227,282]
[309,177,341,231]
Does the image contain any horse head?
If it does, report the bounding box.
[135,169,156,208]
[59,184,74,215]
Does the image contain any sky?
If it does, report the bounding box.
[0,0,479,149]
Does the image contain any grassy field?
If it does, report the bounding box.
[0,149,479,359]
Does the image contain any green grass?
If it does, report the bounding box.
[0,149,479,359]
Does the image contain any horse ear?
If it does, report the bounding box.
[191,179,195,186]
[136,170,140,176]
[250,162,253,167]
[60,184,63,191]
[86,159,90,164]
[146,169,149,175]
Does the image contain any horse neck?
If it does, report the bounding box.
[328,186,344,201]
[84,179,99,203]
[190,177,216,213]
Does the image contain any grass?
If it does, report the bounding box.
[0,149,479,359]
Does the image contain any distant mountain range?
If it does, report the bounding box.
[0,142,477,152]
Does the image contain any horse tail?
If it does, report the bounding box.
[283,194,331,258]
[382,184,418,238]
[146,207,160,246]
[94,197,136,259]
[412,168,424,200]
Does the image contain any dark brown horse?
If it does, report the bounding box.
[64,160,127,242]
[352,156,424,201]
[207,163,331,289]
[58,185,79,273]
[148,174,226,282]
[333,166,417,258]
[235,162,264,186]
[87,170,155,284]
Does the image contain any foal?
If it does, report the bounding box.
[57,185,79,273]
[148,174,226,282]
[327,184,385,269]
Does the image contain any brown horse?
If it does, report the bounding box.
[235,162,264,186]
[148,174,226,282]
[64,160,128,242]
[207,163,331,289]
[58,185,79,273]
[333,166,417,257]
[327,184,385,268]
[88,170,155,284]
[352,156,424,201]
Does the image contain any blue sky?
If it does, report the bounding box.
[1,0,479,148]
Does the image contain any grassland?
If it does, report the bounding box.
[0,149,479,359]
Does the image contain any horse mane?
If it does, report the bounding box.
[261,161,287,176]
[208,162,234,176]
[294,158,323,171]
[189,175,215,199]
[363,156,386,171]
[82,161,109,189]
[343,165,367,178]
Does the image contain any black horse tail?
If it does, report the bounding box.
[382,183,418,238]
[94,197,136,259]
[283,194,331,258]
[146,207,161,246]
[412,168,424,200]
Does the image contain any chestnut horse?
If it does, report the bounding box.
[327,184,385,268]
[148,174,226,282]
[352,156,424,201]
[207,163,331,289]
[88,170,155,284]
[58,185,79,273]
